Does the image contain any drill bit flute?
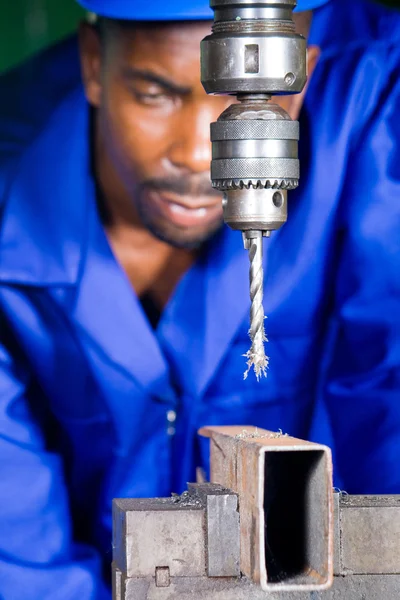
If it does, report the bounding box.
[201,0,307,379]
[244,231,268,379]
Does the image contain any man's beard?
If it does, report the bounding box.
[134,174,224,250]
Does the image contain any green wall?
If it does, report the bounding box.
[0,0,84,73]
[0,0,399,73]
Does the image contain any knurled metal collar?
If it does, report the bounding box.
[211,120,300,141]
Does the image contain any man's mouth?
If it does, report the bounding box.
[148,190,223,228]
[169,203,208,218]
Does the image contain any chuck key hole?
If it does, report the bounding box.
[272,192,283,208]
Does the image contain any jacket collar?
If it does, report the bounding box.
[0,87,91,285]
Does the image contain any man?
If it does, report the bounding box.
[0,0,399,597]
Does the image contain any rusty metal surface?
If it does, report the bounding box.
[199,426,334,592]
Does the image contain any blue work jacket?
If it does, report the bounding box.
[0,0,400,598]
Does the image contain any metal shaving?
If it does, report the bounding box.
[235,427,288,440]
[171,491,203,507]
[243,324,269,381]
[333,487,349,496]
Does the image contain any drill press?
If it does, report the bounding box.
[201,0,307,379]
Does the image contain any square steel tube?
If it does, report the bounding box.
[199,426,334,592]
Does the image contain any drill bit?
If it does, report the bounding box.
[243,232,268,381]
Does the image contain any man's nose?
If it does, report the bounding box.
[168,102,216,174]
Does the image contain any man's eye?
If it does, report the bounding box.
[130,83,172,106]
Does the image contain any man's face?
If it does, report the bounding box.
[83,22,235,249]
[80,20,316,249]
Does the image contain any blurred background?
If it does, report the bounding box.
[0,0,84,73]
[1,0,400,73]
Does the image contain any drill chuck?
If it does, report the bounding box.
[211,100,300,232]
[201,0,305,235]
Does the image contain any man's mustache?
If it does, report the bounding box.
[141,175,222,198]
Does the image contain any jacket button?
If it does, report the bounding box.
[167,410,177,423]
[167,410,177,436]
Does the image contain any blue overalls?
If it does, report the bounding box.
[0,0,399,597]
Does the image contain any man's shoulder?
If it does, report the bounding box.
[0,36,82,164]
[307,0,400,144]
[312,0,400,52]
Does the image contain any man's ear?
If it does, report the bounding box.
[275,45,321,120]
[78,21,102,108]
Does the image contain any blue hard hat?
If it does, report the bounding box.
[77,0,330,20]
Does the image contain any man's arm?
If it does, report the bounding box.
[0,334,109,599]
[319,49,400,494]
